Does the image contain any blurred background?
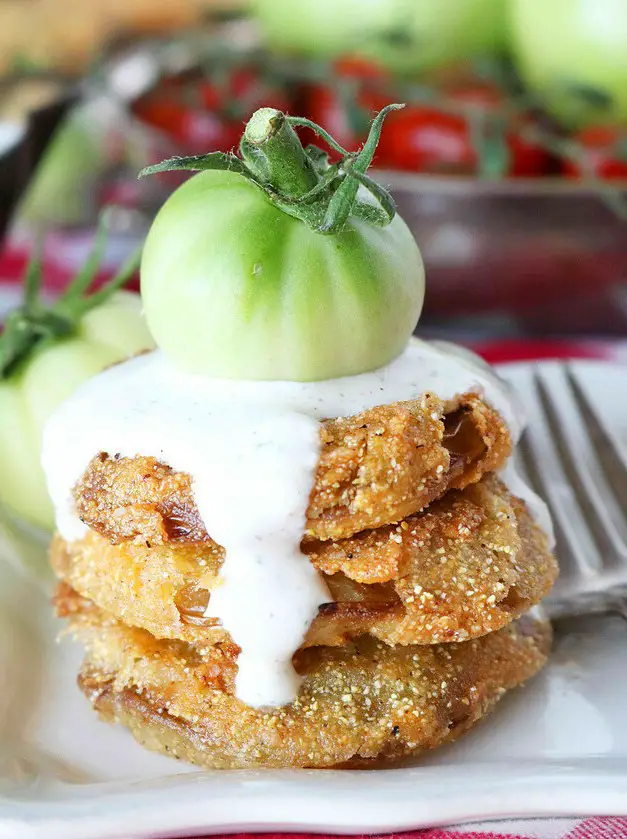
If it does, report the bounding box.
[1,0,627,352]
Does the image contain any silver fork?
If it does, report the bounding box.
[500,361,627,620]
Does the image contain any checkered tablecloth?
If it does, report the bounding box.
[180,821,627,839]
[175,820,627,839]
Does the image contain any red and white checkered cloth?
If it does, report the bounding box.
[202,821,627,839]
[176,821,627,839]
[421,819,627,838]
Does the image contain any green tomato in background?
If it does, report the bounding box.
[253,0,507,74]
[509,0,627,128]
[17,115,101,228]
[141,169,424,382]
[0,292,154,530]
[16,99,125,229]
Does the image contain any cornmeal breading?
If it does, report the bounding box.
[73,392,510,545]
[308,476,558,645]
[50,375,556,770]
[51,476,557,649]
[61,588,551,769]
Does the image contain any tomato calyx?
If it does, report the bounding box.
[139,103,404,235]
[0,212,141,380]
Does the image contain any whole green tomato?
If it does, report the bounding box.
[0,261,154,530]
[140,105,425,382]
[509,0,627,128]
[253,0,506,75]
[141,170,423,382]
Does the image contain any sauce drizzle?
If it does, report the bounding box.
[42,339,550,707]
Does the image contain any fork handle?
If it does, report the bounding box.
[545,591,627,621]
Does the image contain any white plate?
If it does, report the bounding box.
[1,360,627,839]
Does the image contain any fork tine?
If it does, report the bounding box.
[508,365,603,582]
[517,430,600,583]
[535,366,627,566]
[499,360,627,619]
[565,365,627,505]
[516,432,583,578]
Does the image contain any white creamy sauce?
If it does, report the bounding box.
[41,339,547,708]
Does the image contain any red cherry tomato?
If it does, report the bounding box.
[375,107,476,173]
[198,80,224,113]
[375,82,547,176]
[563,126,627,181]
[302,59,388,154]
[302,86,365,152]
[133,97,188,139]
[452,84,547,177]
[199,68,293,117]
[303,67,547,176]
[134,94,240,153]
[332,56,389,82]
[134,66,294,155]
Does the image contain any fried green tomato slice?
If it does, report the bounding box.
[59,588,551,769]
[72,392,510,545]
[307,475,558,645]
[51,476,556,649]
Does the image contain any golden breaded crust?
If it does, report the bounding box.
[63,590,551,769]
[308,476,558,645]
[73,392,511,545]
[51,476,557,649]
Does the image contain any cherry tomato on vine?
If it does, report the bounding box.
[374,82,548,177]
[301,57,388,154]
[199,67,293,119]
[563,126,627,181]
[134,67,294,155]
[134,93,240,153]
[374,106,478,174]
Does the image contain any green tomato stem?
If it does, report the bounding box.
[59,210,111,305]
[286,116,350,157]
[140,103,404,234]
[319,103,403,233]
[23,247,43,312]
[241,108,319,198]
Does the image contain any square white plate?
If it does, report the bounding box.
[1,360,627,839]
